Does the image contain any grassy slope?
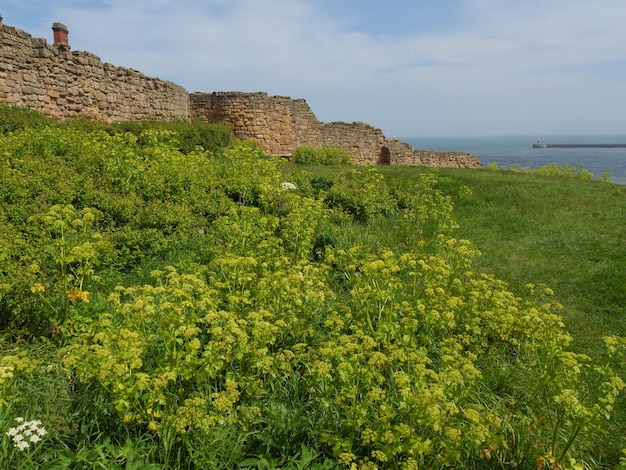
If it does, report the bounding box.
[295,163,626,356]
[2,103,624,464]
[375,166,626,460]
[433,168,626,352]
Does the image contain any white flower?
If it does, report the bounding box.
[16,440,30,451]
[6,418,47,451]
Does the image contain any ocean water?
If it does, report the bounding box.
[403,135,626,184]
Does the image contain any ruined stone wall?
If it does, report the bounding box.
[0,23,189,122]
[190,92,482,168]
[384,139,483,168]
[319,121,388,164]
[190,92,387,163]
[189,92,322,156]
[0,22,481,169]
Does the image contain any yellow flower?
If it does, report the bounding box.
[361,428,377,444]
[371,450,388,463]
[366,388,386,402]
[337,452,357,466]
[67,288,90,303]
[30,283,46,293]
[401,458,419,470]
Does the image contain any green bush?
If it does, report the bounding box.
[324,167,396,223]
[62,115,235,156]
[0,103,56,134]
[487,161,598,181]
[292,146,353,165]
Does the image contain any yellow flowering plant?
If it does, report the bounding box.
[27,204,112,327]
[0,119,623,467]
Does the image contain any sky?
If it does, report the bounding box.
[3,0,626,138]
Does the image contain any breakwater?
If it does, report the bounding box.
[533,143,626,148]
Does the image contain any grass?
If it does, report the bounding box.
[433,168,626,462]
[436,169,625,350]
[312,164,626,353]
[299,163,626,464]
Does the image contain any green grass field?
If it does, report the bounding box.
[304,164,626,355]
[422,168,625,353]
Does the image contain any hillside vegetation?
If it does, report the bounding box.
[0,105,624,469]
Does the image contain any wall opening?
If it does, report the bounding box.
[378,145,391,165]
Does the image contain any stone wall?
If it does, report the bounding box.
[189,91,395,164]
[0,23,189,122]
[190,92,482,167]
[189,92,320,157]
[384,139,483,168]
[319,121,388,165]
[0,21,482,169]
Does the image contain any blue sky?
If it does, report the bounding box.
[3,0,626,137]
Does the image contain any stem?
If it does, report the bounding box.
[557,409,601,463]
[558,425,581,463]
[351,279,375,335]
[349,369,362,445]
[60,225,69,323]
[365,308,375,335]
[551,410,565,458]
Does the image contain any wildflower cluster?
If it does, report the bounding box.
[5,418,47,451]
[0,352,40,408]
[0,120,623,467]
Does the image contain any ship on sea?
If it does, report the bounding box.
[533,139,626,149]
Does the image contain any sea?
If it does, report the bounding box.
[403,135,626,184]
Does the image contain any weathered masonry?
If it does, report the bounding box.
[0,21,481,168]
[189,92,388,165]
[0,22,189,121]
[189,92,481,167]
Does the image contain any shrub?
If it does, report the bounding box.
[0,103,56,134]
[292,146,353,165]
[324,167,396,223]
[487,161,600,181]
